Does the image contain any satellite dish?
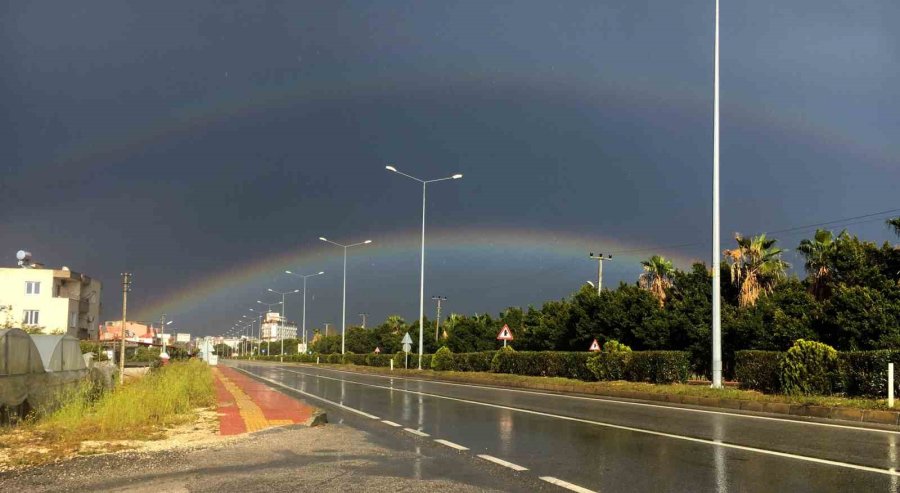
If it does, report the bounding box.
[16,250,31,261]
[61,266,70,271]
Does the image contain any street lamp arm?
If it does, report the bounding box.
[424,174,463,184]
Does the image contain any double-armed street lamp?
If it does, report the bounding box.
[385,164,462,369]
[319,237,372,354]
[268,288,300,362]
[285,270,325,347]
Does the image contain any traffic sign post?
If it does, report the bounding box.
[496,324,514,348]
[402,332,413,369]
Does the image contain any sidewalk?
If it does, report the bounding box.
[213,366,318,435]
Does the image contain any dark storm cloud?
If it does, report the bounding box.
[1,1,897,333]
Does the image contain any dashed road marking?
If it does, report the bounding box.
[292,365,900,435]
[477,454,528,471]
[540,476,596,493]
[269,366,900,477]
[403,427,430,437]
[434,439,469,451]
[381,420,403,427]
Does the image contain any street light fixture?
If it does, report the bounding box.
[285,270,325,347]
[268,288,300,362]
[319,237,373,354]
[385,164,463,369]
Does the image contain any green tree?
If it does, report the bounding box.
[639,255,675,306]
[797,229,841,300]
[724,233,789,307]
[888,217,900,237]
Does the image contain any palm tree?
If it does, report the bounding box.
[797,229,838,300]
[639,255,674,306]
[723,233,789,307]
[888,217,900,237]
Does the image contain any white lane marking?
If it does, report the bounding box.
[403,427,430,437]
[477,454,528,471]
[434,439,469,451]
[540,476,596,493]
[381,420,403,427]
[276,367,900,477]
[287,364,900,436]
[232,367,380,420]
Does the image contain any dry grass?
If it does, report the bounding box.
[0,360,216,468]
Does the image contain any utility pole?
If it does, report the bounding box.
[119,272,132,385]
[358,313,368,328]
[431,296,447,340]
[588,253,612,294]
[324,323,331,336]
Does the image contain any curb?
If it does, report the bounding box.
[254,361,900,428]
[305,410,328,427]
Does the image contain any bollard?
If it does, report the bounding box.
[316,356,320,365]
[390,359,394,371]
[890,363,895,409]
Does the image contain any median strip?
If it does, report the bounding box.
[477,454,528,471]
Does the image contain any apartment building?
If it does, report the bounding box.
[0,266,102,339]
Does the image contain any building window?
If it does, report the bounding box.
[25,281,40,295]
[23,310,39,325]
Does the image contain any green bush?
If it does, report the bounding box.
[364,353,393,367]
[325,353,342,364]
[586,352,631,381]
[489,350,595,380]
[452,351,496,372]
[489,346,517,373]
[779,339,840,395]
[840,350,900,397]
[734,351,783,393]
[431,347,455,371]
[624,351,691,384]
[603,340,632,353]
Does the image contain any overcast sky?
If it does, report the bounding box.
[1,1,897,335]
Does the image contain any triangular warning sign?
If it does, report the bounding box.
[374,347,381,354]
[589,339,601,352]
[497,324,514,341]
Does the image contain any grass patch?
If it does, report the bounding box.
[0,360,215,468]
[286,361,893,411]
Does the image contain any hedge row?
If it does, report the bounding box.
[490,350,596,381]
[586,351,691,384]
[735,348,900,397]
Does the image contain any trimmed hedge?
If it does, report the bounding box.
[624,351,691,384]
[840,350,900,398]
[734,351,783,393]
[431,347,454,371]
[451,351,496,372]
[490,350,596,381]
[586,353,630,381]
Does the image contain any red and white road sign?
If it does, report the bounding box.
[374,347,381,354]
[589,339,601,352]
[497,324,514,341]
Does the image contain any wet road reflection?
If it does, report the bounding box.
[233,362,899,492]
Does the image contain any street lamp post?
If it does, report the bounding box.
[268,288,300,362]
[319,237,373,354]
[285,270,325,348]
[385,164,462,369]
[711,0,723,389]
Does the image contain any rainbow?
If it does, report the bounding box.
[132,225,700,322]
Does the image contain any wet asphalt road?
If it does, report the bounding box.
[229,361,900,492]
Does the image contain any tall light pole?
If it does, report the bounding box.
[711,0,723,389]
[119,272,132,385]
[319,237,373,354]
[249,308,264,357]
[431,296,446,341]
[158,315,173,359]
[285,270,325,347]
[588,253,612,294]
[268,288,300,362]
[386,164,462,369]
[257,299,283,355]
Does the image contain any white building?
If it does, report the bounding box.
[260,311,298,341]
[0,263,102,339]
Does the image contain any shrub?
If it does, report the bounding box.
[734,350,783,393]
[840,350,900,397]
[624,351,691,384]
[587,352,631,381]
[489,350,595,380]
[489,346,518,373]
[603,340,632,353]
[325,353,342,364]
[779,339,840,395]
[452,351,496,372]
[365,353,392,367]
[431,347,455,371]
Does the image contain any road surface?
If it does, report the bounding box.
[230,360,900,493]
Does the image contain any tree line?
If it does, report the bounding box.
[301,219,900,376]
